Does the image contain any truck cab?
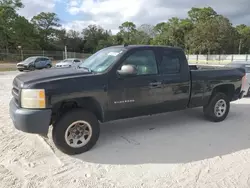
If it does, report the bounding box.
[9,45,246,155]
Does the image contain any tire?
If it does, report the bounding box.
[46,64,52,69]
[203,92,230,122]
[52,109,100,155]
[247,88,250,97]
[29,66,35,71]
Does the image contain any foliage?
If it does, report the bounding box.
[0,1,250,55]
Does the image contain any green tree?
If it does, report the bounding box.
[0,0,23,9]
[138,24,155,38]
[0,5,18,51]
[151,22,169,45]
[66,30,83,52]
[236,24,250,54]
[12,16,40,49]
[132,30,151,44]
[118,21,137,44]
[186,7,236,54]
[188,7,217,23]
[31,12,61,49]
[82,25,112,53]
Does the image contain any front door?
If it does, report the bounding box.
[34,58,42,68]
[107,48,164,120]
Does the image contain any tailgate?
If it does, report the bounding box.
[241,73,250,96]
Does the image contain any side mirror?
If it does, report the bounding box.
[117,64,137,77]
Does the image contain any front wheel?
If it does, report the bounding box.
[203,92,230,122]
[29,66,35,71]
[52,109,100,155]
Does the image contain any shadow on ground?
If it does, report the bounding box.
[74,102,250,165]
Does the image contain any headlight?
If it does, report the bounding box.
[21,89,46,109]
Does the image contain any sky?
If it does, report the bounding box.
[18,0,250,34]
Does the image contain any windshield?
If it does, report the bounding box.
[78,47,125,73]
[63,59,73,63]
[23,57,36,64]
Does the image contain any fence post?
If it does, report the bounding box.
[196,54,198,64]
[231,54,234,62]
[246,54,248,61]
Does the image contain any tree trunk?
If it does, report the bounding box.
[238,39,242,54]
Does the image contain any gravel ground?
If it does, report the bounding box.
[1,71,250,188]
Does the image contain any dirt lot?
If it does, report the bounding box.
[1,71,250,188]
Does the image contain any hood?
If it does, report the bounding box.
[17,61,33,65]
[56,62,72,66]
[15,67,92,87]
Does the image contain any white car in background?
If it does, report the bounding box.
[225,61,250,96]
[55,58,82,68]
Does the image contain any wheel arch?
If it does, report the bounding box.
[51,97,104,124]
[210,84,235,102]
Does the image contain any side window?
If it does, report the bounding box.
[35,58,41,62]
[159,50,181,74]
[121,50,158,75]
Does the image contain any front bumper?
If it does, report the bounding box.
[17,66,29,71]
[56,65,71,68]
[9,98,52,135]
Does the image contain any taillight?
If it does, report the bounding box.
[242,74,247,89]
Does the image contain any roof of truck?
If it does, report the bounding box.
[109,45,183,50]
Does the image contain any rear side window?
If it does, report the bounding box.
[35,58,42,62]
[159,50,181,74]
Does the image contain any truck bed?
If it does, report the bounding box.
[188,65,245,108]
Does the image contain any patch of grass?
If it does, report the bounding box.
[0,67,17,72]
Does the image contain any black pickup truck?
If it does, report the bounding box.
[9,45,247,155]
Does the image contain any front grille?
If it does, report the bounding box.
[17,64,25,68]
[12,79,21,106]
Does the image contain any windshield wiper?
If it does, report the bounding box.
[77,66,94,73]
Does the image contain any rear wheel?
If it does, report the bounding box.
[247,88,250,97]
[203,92,230,122]
[52,109,100,155]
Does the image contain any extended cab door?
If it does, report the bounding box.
[157,48,191,111]
[107,48,164,120]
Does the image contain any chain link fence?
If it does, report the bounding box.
[0,49,92,62]
[186,54,250,65]
[1,49,250,65]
